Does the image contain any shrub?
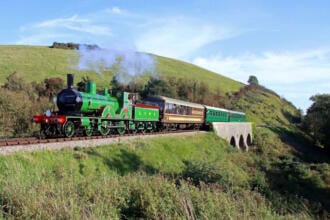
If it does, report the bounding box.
[181,160,250,192]
[0,89,51,137]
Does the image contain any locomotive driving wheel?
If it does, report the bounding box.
[63,121,75,138]
[116,121,126,135]
[100,121,110,136]
[84,126,93,137]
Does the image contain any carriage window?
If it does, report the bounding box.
[165,103,175,114]
[185,106,188,115]
[165,103,169,113]
[170,103,174,114]
[178,105,182,114]
[166,105,194,115]
[180,106,185,115]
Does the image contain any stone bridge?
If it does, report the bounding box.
[212,122,252,151]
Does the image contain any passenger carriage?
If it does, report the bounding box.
[142,96,205,130]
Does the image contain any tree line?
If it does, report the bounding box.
[303,94,330,154]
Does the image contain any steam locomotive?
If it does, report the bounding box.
[32,74,246,137]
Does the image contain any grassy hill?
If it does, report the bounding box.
[0,133,311,219]
[0,45,242,93]
[0,45,329,218]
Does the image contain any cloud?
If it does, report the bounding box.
[193,49,330,84]
[31,15,112,36]
[135,17,238,59]
[105,7,128,16]
[16,13,113,45]
[34,15,89,28]
[17,9,237,56]
[16,33,72,45]
[16,6,140,45]
[193,48,330,110]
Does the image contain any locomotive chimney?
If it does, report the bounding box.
[67,74,74,89]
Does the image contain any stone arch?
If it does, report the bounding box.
[246,133,252,146]
[230,136,236,147]
[239,135,247,151]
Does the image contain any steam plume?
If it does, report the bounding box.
[76,45,155,84]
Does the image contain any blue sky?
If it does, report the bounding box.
[1,0,330,111]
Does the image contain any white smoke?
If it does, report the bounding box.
[76,45,156,84]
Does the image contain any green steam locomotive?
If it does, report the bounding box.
[32,74,245,137]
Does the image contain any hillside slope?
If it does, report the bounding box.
[231,85,299,125]
[0,45,242,93]
[0,133,310,219]
[0,45,329,218]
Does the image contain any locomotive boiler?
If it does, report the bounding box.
[57,74,120,114]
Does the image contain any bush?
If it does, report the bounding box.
[50,42,99,50]
[0,89,51,137]
[181,159,250,192]
[0,73,53,137]
[248,75,259,85]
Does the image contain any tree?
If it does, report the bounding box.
[303,94,330,154]
[2,71,36,97]
[3,71,27,91]
[248,75,259,85]
[141,77,176,98]
[43,77,65,99]
[76,76,91,92]
[110,75,127,94]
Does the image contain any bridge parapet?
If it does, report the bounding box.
[212,122,252,151]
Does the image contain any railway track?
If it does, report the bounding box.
[0,129,200,147]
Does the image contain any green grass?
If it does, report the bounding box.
[232,86,299,126]
[0,45,329,219]
[0,45,111,87]
[228,85,330,217]
[156,55,243,92]
[0,45,243,93]
[0,133,310,219]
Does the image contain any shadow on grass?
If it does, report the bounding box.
[263,160,330,216]
[253,126,330,217]
[269,126,329,163]
[282,109,301,124]
[85,148,159,176]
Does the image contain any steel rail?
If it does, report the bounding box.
[0,129,200,147]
